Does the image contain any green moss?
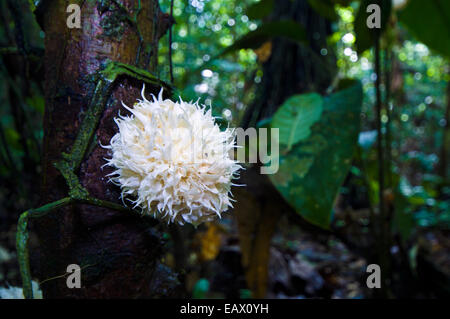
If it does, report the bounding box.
[100,9,127,40]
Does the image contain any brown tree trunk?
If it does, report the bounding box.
[34,0,176,298]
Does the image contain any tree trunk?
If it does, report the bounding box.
[235,0,335,298]
[242,0,335,128]
[439,77,450,186]
[34,0,176,298]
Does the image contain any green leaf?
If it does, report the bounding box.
[392,178,416,243]
[272,93,323,151]
[269,80,363,229]
[26,96,45,115]
[331,0,352,5]
[192,278,210,299]
[354,0,392,54]
[358,130,377,149]
[5,127,21,151]
[220,20,307,56]
[247,0,274,20]
[28,0,38,12]
[397,0,450,58]
[256,117,272,129]
[210,59,244,72]
[307,0,339,21]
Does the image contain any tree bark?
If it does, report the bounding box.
[34,0,176,298]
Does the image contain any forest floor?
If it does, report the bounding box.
[174,213,370,299]
[1,204,449,298]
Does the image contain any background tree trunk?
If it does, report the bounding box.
[242,0,335,129]
[235,0,335,298]
[34,0,176,298]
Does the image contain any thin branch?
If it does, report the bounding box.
[16,197,74,299]
[374,32,384,225]
[374,28,391,298]
[16,194,152,299]
[0,121,16,172]
[384,49,393,188]
[169,0,174,83]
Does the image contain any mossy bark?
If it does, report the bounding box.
[35,0,175,298]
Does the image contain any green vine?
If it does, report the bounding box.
[16,61,172,299]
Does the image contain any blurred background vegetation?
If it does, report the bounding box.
[0,0,449,298]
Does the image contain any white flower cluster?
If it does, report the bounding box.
[104,87,241,225]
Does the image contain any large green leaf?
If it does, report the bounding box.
[247,0,274,20]
[269,80,363,229]
[220,20,307,56]
[272,93,323,151]
[307,0,339,21]
[397,0,450,58]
